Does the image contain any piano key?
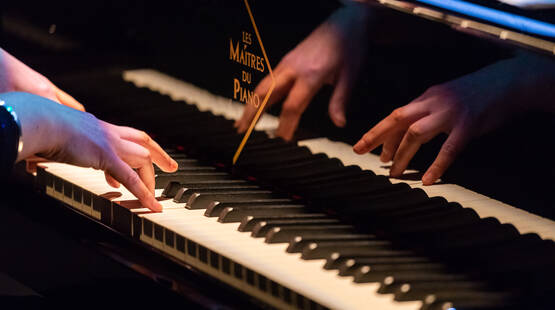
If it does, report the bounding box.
[155,172,232,188]
[286,234,378,253]
[338,256,434,276]
[173,184,261,203]
[323,250,419,270]
[213,204,308,221]
[301,240,393,260]
[421,291,517,310]
[155,158,201,173]
[377,272,469,286]
[251,219,342,237]
[391,281,492,302]
[285,166,371,191]
[187,191,289,210]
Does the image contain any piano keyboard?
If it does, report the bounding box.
[37,69,555,309]
[124,69,555,242]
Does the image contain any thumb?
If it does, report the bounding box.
[53,85,86,111]
[328,69,353,128]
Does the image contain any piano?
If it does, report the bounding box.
[2,1,554,309]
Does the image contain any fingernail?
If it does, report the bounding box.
[389,166,401,178]
[380,151,389,163]
[333,114,346,128]
[422,172,434,185]
[353,142,364,154]
[151,197,163,212]
[170,159,178,170]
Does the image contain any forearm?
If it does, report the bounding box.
[477,52,555,114]
[0,92,60,162]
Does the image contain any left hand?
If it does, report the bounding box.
[353,54,554,185]
[234,4,371,140]
[0,48,85,111]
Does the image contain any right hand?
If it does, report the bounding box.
[234,4,371,140]
[3,92,177,211]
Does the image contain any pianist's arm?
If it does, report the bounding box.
[0,92,178,211]
[353,51,555,184]
[0,48,85,111]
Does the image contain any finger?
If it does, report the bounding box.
[235,67,295,133]
[105,155,161,212]
[353,103,429,154]
[53,85,86,111]
[390,113,447,177]
[137,162,156,195]
[104,171,121,188]
[276,79,320,141]
[115,139,156,195]
[422,123,470,185]
[380,130,404,163]
[116,126,177,172]
[328,68,354,128]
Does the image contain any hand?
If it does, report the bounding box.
[353,54,555,185]
[0,48,85,111]
[3,92,177,211]
[235,4,371,140]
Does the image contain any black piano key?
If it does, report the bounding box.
[213,204,308,220]
[253,156,341,175]
[286,167,370,190]
[156,166,216,177]
[375,272,469,285]
[421,291,517,310]
[154,158,201,173]
[250,219,341,237]
[323,250,417,270]
[373,197,449,218]
[337,190,438,219]
[286,234,377,253]
[173,184,260,203]
[388,210,483,236]
[237,213,343,232]
[338,256,433,276]
[350,263,449,283]
[187,191,287,210]
[162,181,183,198]
[265,226,368,244]
[234,146,313,167]
[392,280,491,302]
[301,240,392,260]
[155,172,232,189]
[264,165,353,184]
[299,174,391,197]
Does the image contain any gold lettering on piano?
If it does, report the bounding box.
[232,0,276,165]
[229,38,265,73]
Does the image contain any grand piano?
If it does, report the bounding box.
[1,1,555,309]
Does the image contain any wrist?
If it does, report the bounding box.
[0,92,61,161]
[0,102,21,174]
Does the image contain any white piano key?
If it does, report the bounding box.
[298,138,422,184]
[122,69,279,132]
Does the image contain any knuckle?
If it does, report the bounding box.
[441,142,459,159]
[139,131,151,144]
[140,150,152,163]
[282,102,303,116]
[391,108,406,123]
[123,171,142,189]
[406,124,424,141]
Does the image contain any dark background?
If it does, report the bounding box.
[0,0,554,308]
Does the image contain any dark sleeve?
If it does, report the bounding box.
[0,106,20,177]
